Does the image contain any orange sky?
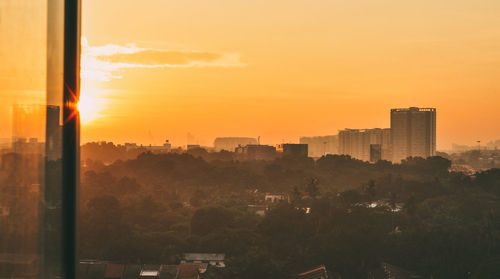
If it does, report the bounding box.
[2,0,500,150]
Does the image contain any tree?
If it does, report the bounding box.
[306,178,320,199]
[190,207,234,235]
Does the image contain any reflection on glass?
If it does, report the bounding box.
[0,0,65,278]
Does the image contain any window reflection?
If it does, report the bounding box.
[0,0,66,278]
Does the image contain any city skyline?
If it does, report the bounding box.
[2,0,500,149]
[80,0,499,148]
[6,103,500,156]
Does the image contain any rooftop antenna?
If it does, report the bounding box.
[258,136,260,145]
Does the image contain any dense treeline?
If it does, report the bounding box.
[79,152,500,278]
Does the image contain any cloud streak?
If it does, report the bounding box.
[81,37,245,81]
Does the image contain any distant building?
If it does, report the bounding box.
[276,143,308,157]
[0,138,10,151]
[124,142,139,151]
[391,107,436,162]
[370,144,382,163]
[338,128,391,162]
[235,144,276,160]
[125,140,172,153]
[264,193,288,203]
[299,135,339,157]
[152,140,172,152]
[12,137,44,154]
[12,104,45,144]
[213,137,258,152]
[45,105,62,160]
[186,144,201,150]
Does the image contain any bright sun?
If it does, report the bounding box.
[78,86,106,125]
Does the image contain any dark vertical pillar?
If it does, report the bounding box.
[62,0,81,278]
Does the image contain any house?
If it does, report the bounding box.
[140,270,160,279]
[265,193,288,203]
[181,253,225,268]
[160,265,178,279]
[140,265,162,279]
[176,264,201,279]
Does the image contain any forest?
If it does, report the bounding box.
[1,146,500,278]
[75,151,500,279]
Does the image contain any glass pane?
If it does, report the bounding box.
[0,0,65,278]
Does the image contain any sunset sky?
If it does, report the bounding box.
[2,0,500,149]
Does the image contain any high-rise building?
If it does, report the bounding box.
[370,144,382,163]
[391,107,436,162]
[299,135,338,158]
[338,128,392,162]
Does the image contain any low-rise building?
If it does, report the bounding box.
[176,264,200,279]
[181,253,225,268]
[265,193,288,203]
[235,144,277,160]
[214,137,258,152]
[276,143,308,158]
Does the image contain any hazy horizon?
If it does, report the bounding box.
[2,0,500,149]
[80,0,500,149]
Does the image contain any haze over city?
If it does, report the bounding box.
[79,0,500,149]
[4,1,500,278]
[2,1,500,148]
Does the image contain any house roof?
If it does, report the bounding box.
[160,265,178,279]
[177,264,200,279]
[182,253,225,261]
[140,270,160,277]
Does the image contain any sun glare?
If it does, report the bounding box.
[78,86,106,125]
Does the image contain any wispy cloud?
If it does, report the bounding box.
[81,37,246,81]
